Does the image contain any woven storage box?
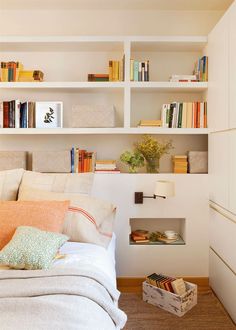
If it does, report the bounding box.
[32,150,71,173]
[71,105,116,128]
[143,281,197,317]
[0,151,27,170]
[188,151,208,173]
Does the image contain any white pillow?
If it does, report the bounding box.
[18,186,116,248]
[20,170,94,195]
[0,168,24,200]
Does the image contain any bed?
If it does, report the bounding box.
[0,169,127,330]
[0,234,127,330]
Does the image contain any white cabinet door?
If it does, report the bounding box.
[209,249,236,323]
[207,12,229,132]
[229,129,236,214]
[229,1,236,129]
[210,208,236,273]
[209,132,229,209]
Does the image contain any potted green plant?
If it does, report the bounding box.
[135,135,173,173]
[120,150,144,173]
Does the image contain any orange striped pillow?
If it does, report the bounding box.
[0,200,69,250]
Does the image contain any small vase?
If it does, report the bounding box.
[146,157,160,173]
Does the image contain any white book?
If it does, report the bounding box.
[161,104,168,128]
[172,102,178,128]
[15,99,21,128]
[200,102,205,128]
[170,74,197,80]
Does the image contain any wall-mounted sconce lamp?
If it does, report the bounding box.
[134,180,175,204]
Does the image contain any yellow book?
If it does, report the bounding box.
[138,120,162,127]
[18,70,44,82]
[108,60,113,81]
[15,62,24,81]
[115,61,119,81]
[1,62,8,82]
[187,102,193,128]
[130,59,134,81]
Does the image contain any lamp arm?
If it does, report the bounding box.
[143,194,166,199]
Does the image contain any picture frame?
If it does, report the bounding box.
[35,102,63,128]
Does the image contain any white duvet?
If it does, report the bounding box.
[54,239,117,287]
[0,236,117,288]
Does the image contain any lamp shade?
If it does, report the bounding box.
[154,180,175,198]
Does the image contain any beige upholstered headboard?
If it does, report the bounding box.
[0,151,27,171]
[0,150,71,173]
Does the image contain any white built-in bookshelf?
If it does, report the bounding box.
[0,35,210,274]
[0,35,208,172]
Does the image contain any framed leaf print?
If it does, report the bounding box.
[35,102,63,128]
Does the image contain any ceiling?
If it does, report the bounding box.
[0,0,234,11]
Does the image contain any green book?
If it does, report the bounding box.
[178,103,183,128]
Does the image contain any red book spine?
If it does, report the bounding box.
[3,101,9,128]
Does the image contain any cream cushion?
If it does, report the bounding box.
[20,170,94,195]
[0,168,24,200]
[18,186,116,248]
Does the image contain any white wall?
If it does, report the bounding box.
[0,9,223,36]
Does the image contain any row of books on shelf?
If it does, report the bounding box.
[130,59,149,81]
[193,56,208,82]
[0,61,44,82]
[169,56,208,82]
[88,56,125,82]
[71,148,95,173]
[70,149,120,173]
[0,100,35,128]
[161,102,207,129]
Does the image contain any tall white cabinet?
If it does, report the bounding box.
[208,0,236,323]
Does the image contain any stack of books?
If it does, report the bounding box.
[169,74,197,82]
[95,160,120,173]
[109,55,125,81]
[131,230,149,243]
[130,59,149,81]
[88,74,109,82]
[18,70,44,82]
[0,100,35,128]
[146,273,187,295]
[173,155,188,173]
[71,148,96,173]
[193,56,208,82]
[1,61,23,82]
[138,119,162,127]
[0,61,44,82]
[161,102,207,128]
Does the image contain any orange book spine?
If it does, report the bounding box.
[204,102,207,128]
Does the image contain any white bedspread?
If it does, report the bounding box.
[54,239,117,287]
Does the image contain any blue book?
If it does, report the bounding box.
[71,147,75,173]
[133,61,139,81]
